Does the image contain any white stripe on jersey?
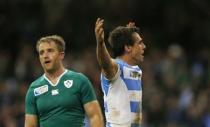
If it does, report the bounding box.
[128,90,142,102]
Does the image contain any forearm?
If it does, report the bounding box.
[89,112,104,127]
[85,101,104,127]
[95,18,117,79]
[24,114,38,127]
[96,42,113,70]
[96,42,118,79]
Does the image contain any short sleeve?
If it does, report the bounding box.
[79,74,97,105]
[25,87,38,115]
[102,64,121,82]
[109,64,121,81]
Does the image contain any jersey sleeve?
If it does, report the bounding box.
[79,74,97,105]
[25,87,38,115]
[109,64,121,82]
[101,61,121,82]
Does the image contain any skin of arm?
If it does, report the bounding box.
[95,18,118,80]
[24,114,38,127]
[84,100,104,127]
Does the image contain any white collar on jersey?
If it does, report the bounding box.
[44,69,68,87]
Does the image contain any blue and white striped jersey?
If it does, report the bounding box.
[101,59,142,127]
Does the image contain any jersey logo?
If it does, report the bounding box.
[51,89,59,95]
[64,80,73,88]
[34,85,48,96]
[123,67,142,80]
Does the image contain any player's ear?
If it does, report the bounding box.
[124,45,132,53]
[60,52,65,59]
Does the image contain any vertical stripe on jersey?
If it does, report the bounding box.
[130,101,140,113]
[101,75,109,96]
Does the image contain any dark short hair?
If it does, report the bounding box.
[36,35,65,52]
[108,26,139,57]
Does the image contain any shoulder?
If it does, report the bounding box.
[115,59,126,67]
[66,70,92,90]
[115,59,141,70]
[26,76,47,96]
[26,76,44,98]
[29,76,45,88]
[66,70,89,82]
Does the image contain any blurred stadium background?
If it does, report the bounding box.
[0,0,210,127]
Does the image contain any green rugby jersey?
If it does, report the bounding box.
[25,70,96,127]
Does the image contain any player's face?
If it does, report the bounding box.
[130,32,146,64]
[38,41,64,73]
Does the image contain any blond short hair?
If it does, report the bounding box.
[36,35,65,52]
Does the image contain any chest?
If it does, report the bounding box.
[121,66,142,90]
[35,80,82,115]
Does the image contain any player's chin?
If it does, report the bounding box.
[139,55,144,61]
[45,67,54,73]
[135,57,144,64]
[44,65,53,71]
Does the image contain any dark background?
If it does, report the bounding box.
[1,0,210,52]
[0,0,210,127]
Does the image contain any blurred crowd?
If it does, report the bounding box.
[0,43,210,127]
[142,45,210,127]
[0,0,210,127]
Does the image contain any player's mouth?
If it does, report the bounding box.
[44,60,51,64]
[141,50,144,56]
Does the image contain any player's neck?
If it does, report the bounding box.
[45,66,66,80]
[118,55,135,66]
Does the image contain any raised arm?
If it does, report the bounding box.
[95,18,118,80]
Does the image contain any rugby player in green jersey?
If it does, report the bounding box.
[24,35,104,127]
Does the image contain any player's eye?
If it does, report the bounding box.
[48,48,54,52]
[39,50,44,55]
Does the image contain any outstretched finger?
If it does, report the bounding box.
[95,18,104,26]
[95,20,104,33]
[96,18,101,25]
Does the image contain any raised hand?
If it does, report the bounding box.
[95,18,104,44]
